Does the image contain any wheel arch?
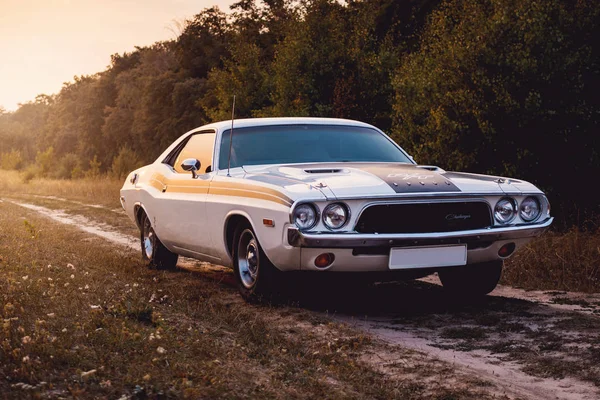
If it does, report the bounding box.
[223,211,259,262]
[133,202,149,229]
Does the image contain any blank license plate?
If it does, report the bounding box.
[389,245,467,270]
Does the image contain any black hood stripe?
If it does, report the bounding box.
[356,165,461,193]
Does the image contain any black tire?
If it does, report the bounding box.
[438,260,503,298]
[232,223,281,302]
[140,212,178,270]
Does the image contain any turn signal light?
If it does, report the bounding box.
[498,243,516,258]
[314,253,335,269]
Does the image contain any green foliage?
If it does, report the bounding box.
[53,153,81,180]
[85,155,102,178]
[34,147,55,178]
[0,0,598,225]
[111,147,141,179]
[392,0,600,223]
[0,150,23,170]
[22,219,39,239]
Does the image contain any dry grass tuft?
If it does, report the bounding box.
[503,228,600,293]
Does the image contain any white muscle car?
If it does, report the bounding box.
[120,117,553,301]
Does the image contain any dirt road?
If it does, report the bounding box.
[6,196,600,400]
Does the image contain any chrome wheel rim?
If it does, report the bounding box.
[237,230,259,289]
[143,219,154,259]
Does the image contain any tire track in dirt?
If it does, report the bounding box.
[6,198,600,400]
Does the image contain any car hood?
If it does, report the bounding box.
[242,163,540,199]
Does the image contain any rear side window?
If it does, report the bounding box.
[168,132,216,174]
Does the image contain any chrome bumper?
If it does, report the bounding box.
[287,218,553,248]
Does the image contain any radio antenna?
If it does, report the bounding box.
[227,95,236,177]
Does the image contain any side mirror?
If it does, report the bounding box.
[181,158,201,179]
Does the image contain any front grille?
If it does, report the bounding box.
[355,201,492,234]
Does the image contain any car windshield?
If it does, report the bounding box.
[218,124,411,169]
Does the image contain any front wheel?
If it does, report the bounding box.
[233,224,281,302]
[140,212,178,270]
[438,260,503,298]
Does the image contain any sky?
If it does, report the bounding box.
[0,0,236,111]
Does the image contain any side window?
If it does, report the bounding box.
[169,132,216,174]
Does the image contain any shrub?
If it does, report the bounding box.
[35,147,55,177]
[111,147,142,179]
[85,155,102,178]
[21,165,37,183]
[53,153,80,180]
[0,150,23,170]
[71,165,84,179]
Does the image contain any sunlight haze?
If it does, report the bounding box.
[0,0,236,111]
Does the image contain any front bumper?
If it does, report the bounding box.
[287,218,553,249]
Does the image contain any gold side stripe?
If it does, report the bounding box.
[214,181,293,203]
[209,187,293,207]
[148,173,292,207]
[166,185,210,195]
[150,179,164,192]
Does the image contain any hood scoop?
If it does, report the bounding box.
[416,165,445,173]
[304,168,344,174]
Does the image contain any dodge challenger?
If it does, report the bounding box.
[120,118,553,301]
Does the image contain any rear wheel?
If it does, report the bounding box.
[438,260,503,298]
[233,224,281,302]
[140,212,178,270]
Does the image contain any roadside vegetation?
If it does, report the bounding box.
[503,228,600,293]
[0,170,121,208]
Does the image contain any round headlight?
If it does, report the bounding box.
[323,203,348,230]
[494,198,517,224]
[293,203,317,230]
[520,196,541,222]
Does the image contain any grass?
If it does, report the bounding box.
[502,228,600,293]
[2,166,600,397]
[0,169,122,208]
[0,201,497,399]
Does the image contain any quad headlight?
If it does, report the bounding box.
[323,203,349,230]
[519,196,541,222]
[292,203,318,230]
[494,197,517,224]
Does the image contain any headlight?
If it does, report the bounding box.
[293,203,318,230]
[520,196,541,222]
[323,203,349,230]
[494,198,517,224]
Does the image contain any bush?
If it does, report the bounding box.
[21,166,36,183]
[52,153,80,180]
[111,147,142,179]
[0,150,23,170]
[85,155,102,178]
[71,165,84,179]
[35,147,55,177]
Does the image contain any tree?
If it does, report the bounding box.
[392,0,600,223]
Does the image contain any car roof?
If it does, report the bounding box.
[197,117,377,132]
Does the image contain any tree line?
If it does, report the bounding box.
[0,0,598,227]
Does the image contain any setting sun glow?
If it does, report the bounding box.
[0,0,234,111]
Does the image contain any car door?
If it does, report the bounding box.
[151,130,218,260]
